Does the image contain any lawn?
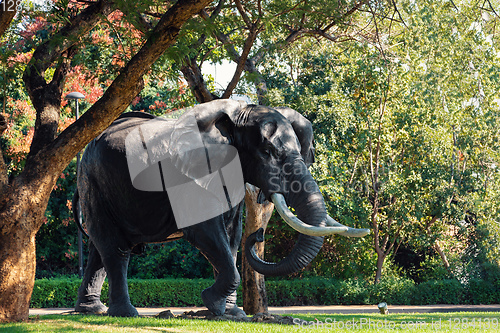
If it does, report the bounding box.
[1,312,500,332]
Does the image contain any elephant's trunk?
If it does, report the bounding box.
[244,160,326,276]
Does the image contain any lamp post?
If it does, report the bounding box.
[65,91,85,278]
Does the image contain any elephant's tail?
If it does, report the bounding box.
[72,189,89,238]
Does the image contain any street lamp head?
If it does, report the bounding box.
[65,92,86,100]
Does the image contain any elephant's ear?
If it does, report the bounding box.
[273,106,315,166]
[186,99,246,145]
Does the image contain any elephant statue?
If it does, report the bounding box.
[73,99,369,317]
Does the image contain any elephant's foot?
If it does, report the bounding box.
[225,305,247,318]
[107,302,139,317]
[201,287,226,316]
[75,298,107,314]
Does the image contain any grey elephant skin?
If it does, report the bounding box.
[74,99,329,317]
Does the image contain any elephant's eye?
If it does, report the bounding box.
[260,144,276,159]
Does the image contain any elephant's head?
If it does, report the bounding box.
[179,99,369,276]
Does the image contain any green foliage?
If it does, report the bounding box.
[412,280,464,305]
[31,276,500,308]
[129,79,195,116]
[261,0,500,284]
[37,160,80,278]
[127,279,213,307]
[127,240,213,280]
[31,276,82,308]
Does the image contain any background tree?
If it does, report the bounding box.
[260,0,500,284]
[170,0,394,313]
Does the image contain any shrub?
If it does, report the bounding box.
[412,279,464,305]
[30,276,499,309]
[31,276,82,308]
[369,275,416,305]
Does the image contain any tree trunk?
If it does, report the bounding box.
[0,176,54,322]
[241,184,273,314]
[0,6,16,37]
[433,241,453,276]
[0,234,35,322]
[374,252,385,284]
[0,215,37,322]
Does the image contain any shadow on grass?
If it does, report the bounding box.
[5,311,500,333]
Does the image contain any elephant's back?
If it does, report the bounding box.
[94,112,156,152]
[78,112,178,242]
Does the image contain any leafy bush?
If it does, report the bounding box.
[31,277,82,308]
[127,241,213,279]
[411,279,464,305]
[31,276,500,309]
[36,161,81,278]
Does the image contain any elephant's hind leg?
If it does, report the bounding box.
[98,244,138,317]
[185,224,240,316]
[75,241,107,314]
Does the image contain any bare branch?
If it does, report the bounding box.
[390,0,407,27]
[222,25,258,98]
[0,114,8,188]
[21,0,213,183]
[181,56,218,102]
[234,0,252,27]
[449,0,459,11]
[0,5,16,38]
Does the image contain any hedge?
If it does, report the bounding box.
[30,276,500,308]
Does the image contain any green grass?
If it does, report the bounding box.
[1,312,500,332]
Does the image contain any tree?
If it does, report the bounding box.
[171,0,391,313]
[0,0,212,322]
[260,0,500,284]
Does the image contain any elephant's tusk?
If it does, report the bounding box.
[271,193,348,236]
[326,215,371,238]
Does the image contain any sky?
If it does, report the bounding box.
[204,60,253,103]
[204,60,236,90]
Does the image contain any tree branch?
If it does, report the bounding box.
[234,0,252,27]
[0,5,16,38]
[0,114,8,188]
[26,49,75,160]
[181,56,218,103]
[221,24,258,99]
[24,0,115,85]
[386,223,404,254]
[23,0,115,158]
[21,0,212,183]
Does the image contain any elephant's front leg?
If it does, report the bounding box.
[223,207,246,317]
[184,221,241,316]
